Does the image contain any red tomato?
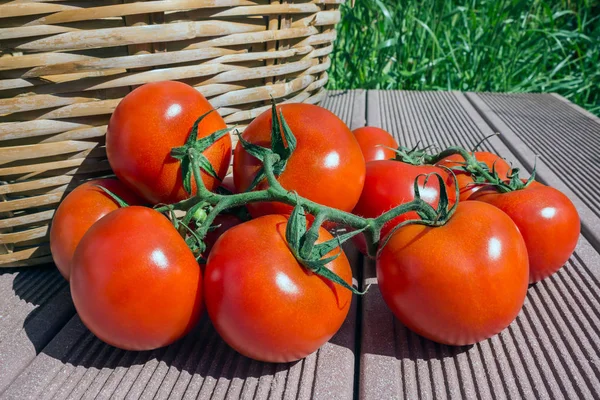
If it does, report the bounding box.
[353,126,399,162]
[233,104,365,218]
[106,81,231,205]
[470,182,580,283]
[50,179,141,281]
[352,160,457,255]
[71,206,203,351]
[436,151,511,200]
[204,214,352,363]
[203,213,243,256]
[377,201,529,345]
[220,174,236,193]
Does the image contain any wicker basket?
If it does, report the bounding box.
[0,0,344,268]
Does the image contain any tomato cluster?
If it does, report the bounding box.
[50,81,580,362]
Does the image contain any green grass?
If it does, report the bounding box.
[328,0,600,115]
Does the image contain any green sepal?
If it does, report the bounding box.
[185,235,199,251]
[237,99,298,192]
[270,101,285,158]
[194,126,232,151]
[187,109,216,146]
[237,133,275,191]
[286,202,308,252]
[96,185,129,208]
[525,157,538,187]
[278,111,297,159]
[181,157,193,195]
[170,110,234,195]
[180,150,223,195]
[313,227,366,259]
[169,209,179,230]
[392,141,433,165]
[237,133,274,161]
[304,255,366,295]
[197,152,221,181]
[246,169,267,192]
[284,203,365,295]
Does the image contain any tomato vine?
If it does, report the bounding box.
[155,101,526,292]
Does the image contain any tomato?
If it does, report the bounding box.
[353,126,399,162]
[436,151,511,200]
[470,182,580,283]
[50,178,141,281]
[233,104,365,218]
[352,160,457,255]
[71,206,203,351]
[106,81,231,205]
[220,174,236,193]
[204,214,353,363]
[377,201,529,345]
[203,213,243,256]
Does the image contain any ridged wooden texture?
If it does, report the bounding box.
[0,0,344,267]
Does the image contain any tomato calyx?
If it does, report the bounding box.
[493,166,538,192]
[424,146,513,190]
[391,142,432,165]
[170,109,235,194]
[377,171,460,255]
[285,202,367,295]
[237,101,297,191]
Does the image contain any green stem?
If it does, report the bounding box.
[162,149,452,260]
[424,146,501,186]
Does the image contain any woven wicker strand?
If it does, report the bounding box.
[0,0,344,267]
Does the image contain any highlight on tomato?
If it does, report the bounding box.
[233,103,366,219]
[377,201,529,345]
[70,206,203,351]
[106,81,232,205]
[353,126,399,162]
[470,180,580,283]
[204,214,353,363]
[49,178,141,281]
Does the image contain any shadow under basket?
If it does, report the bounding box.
[0,0,344,268]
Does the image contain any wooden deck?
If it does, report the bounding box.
[1,91,599,399]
